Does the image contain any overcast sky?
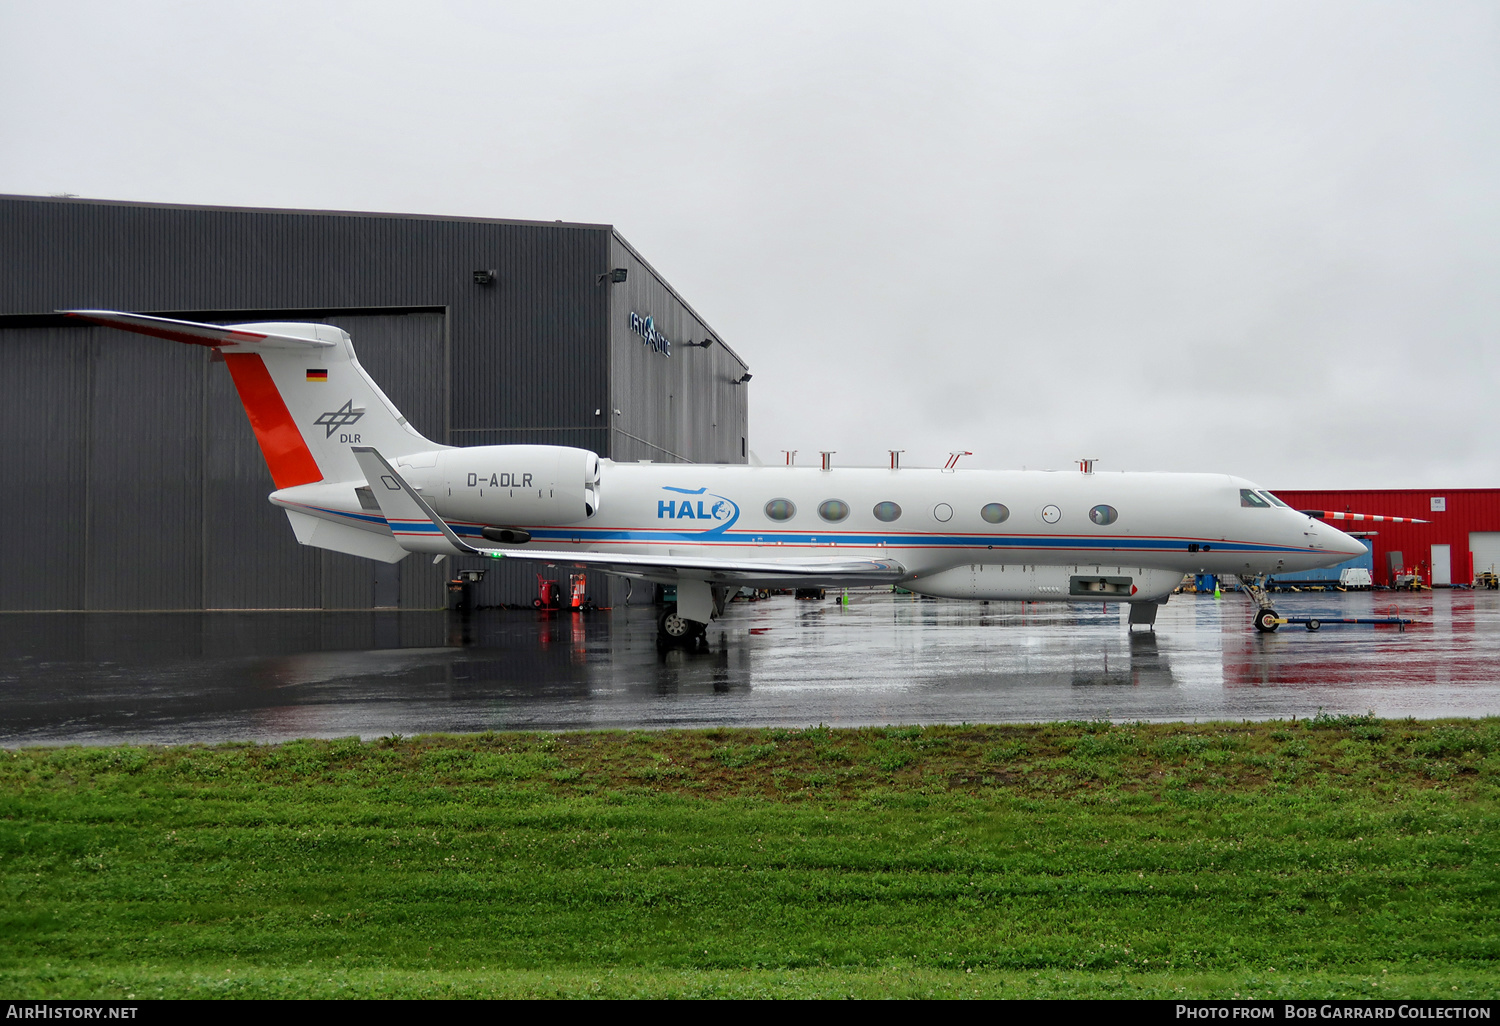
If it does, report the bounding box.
[3,1,1496,488]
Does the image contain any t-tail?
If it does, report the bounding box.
[63,310,442,486]
[63,310,601,566]
[63,309,453,563]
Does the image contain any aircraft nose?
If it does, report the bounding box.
[1330,527,1367,558]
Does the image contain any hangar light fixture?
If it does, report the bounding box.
[733,372,752,384]
[683,338,714,348]
[597,268,628,284]
[473,269,497,285]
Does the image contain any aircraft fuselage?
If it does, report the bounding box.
[273,457,1366,603]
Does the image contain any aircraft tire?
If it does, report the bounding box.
[1253,609,1280,633]
[1306,619,1321,632]
[658,607,695,641]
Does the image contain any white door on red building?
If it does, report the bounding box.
[1430,544,1452,586]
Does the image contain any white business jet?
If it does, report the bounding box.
[65,310,1371,638]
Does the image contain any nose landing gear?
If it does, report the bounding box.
[1242,574,1281,633]
[1254,607,1282,633]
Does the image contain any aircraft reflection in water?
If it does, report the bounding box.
[6,593,1497,748]
[1067,633,1174,690]
[67,310,1372,640]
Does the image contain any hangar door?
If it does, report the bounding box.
[1471,533,1500,581]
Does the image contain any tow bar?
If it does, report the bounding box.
[1275,616,1413,632]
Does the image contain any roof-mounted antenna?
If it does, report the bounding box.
[820,451,835,471]
[1078,458,1097,475]
[781,450,797,466]
[943,451,972,471]
[889,450,905,469]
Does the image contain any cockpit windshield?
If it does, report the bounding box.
[1240,489,1271,508]
[1259,491,1290,508]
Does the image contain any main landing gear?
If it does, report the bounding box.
[657,606,707,643]
[1242,574,1281,633]
[655,581,731,647]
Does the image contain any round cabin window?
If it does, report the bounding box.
[764,498,796,521]
[1089,504,1118,526]
[818,499,850,522]
[933,503,953,523]
[980,503,1009,524]
[873,501,902,522]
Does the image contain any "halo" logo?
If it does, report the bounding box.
[656,486,739,534]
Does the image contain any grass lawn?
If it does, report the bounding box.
[1,716,1496,999]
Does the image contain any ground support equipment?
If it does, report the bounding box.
[1274,616,1413,633]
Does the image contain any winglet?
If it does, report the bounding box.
[351,446,482,556]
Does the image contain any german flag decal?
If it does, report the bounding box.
[306,369,328,382]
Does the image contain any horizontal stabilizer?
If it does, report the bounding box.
[62,310,336,349]
[285,509,407,563]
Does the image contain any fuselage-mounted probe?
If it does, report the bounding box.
[63,310,1373,639]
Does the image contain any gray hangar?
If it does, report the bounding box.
[0,194,749,611]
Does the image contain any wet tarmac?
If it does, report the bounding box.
[1,590,1496,747]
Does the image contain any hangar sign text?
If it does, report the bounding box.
[629,312,672,357]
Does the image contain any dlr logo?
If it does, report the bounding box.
[340,434,361,443]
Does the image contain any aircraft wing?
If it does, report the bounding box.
[350,445,907,586]
[482,547,909,587]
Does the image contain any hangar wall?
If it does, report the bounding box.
[0,195,747,611]
[1272,488,1500,587]
[606,234,750,465]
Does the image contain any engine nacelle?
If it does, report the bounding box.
[400,444,600,525]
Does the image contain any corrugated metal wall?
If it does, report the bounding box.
[607,233,750,465]
[0,195,746,610]
[1271,488,1500,586]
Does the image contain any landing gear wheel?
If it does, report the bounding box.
[658,606,707,642]
[1306,619,1321,632]
[1254,609,1281,633]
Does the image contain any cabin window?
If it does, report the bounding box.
[873,501,902,522]
[1240,489,1271,508]
[1089,504,1118,526]
[1259,490,1290,508]
[765,498,796,521]
[980,502,1009,524]
[818,499,850,522]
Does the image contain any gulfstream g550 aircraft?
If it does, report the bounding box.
[66,310,1370,638]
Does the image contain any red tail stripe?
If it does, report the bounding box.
[222,353,323,489]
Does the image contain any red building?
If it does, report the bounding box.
[1271,488,1500,587]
